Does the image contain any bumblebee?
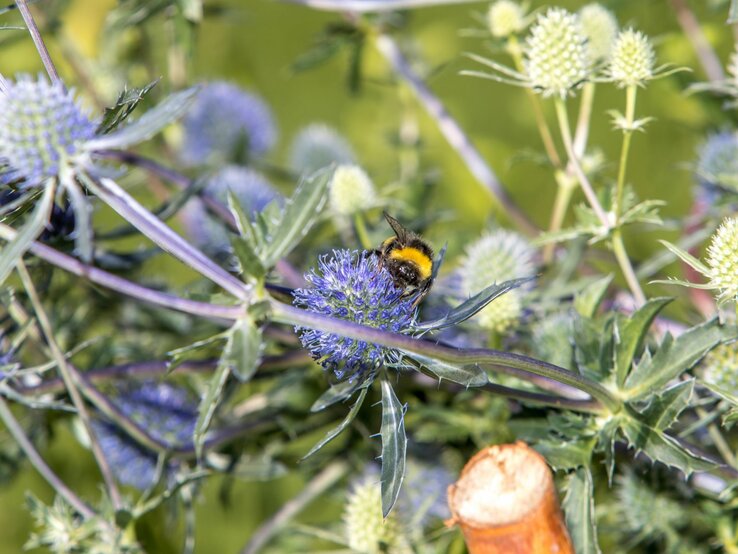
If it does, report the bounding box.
[374,212,434,307]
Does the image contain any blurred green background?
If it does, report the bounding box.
[0,0,735,551]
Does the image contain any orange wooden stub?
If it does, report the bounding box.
[446,441,574,554]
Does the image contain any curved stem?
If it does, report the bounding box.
[0,222,243,321]
[0,396,96,518]
[507,36,562,169]
[271,301,620,412]
[83,175,250,302]
[374,33,538,237]
[353,212,372,250]
[553,98,609,227]
[17,262,122,510]
[240,460,349,554]
[614,85,636,220]
[612,230,646,306]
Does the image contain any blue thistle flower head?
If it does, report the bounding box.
[0,75,96,188]
[695,131,738,195]
[92,381,197,490]
[292,250,417,382]
[179,81,277,166]
[183,165,282,258]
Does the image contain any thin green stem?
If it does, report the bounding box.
[0,396,96,518]
[16,262,123,510]
[612,230,646,306]
[697,406,738,468]
[553,98,609,227]
[573,83,595,157]
[507,36,562,168]
[240,460,349,554]
[353,212,372,250]
[615,85,637,220]
[271,301,620,412]
[543,171,576,263]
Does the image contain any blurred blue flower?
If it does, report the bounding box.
[92,381,197,490]
[292,250,416,381]
[0,75,96,187]
[397,460,453,526]
[289,123,355,175]
[180,82,277,166]
[182,165,282,259]
[695,131,738,195]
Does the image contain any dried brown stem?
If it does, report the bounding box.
[447,442,573,554]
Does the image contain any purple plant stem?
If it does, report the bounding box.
[374,34,538,237]
[271,301,618,411]
[0,222,243,321]
[87,175,250,301]
[97,150,307,288]
[14,0,61,85]
[0,396,96,518]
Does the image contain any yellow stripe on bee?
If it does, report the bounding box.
[389,247,433,280]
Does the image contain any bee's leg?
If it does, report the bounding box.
[411,281,432,308]
[372,249,385,271]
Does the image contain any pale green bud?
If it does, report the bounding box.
[578,3,618,62]
[608,28,655,87]
[524,8,590,98]
[460,230,537,332]
[344,480,412,554]
[706,217,738,304]
[700,343,738,396]
[329,164,376,216]
[487,0,526,38]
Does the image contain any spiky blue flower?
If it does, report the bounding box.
[292,250,416,381]
[182,165,282,258]
[179,82,276,166]
[0,75,96,187]
[92,382,197,490]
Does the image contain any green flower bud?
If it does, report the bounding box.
[487,0,526,38]
[706,217,738,304]
[329,164,376,216]
[524,8,590,98]
[608,29,655,87]
[700,343,738,396]
[460,230,537,333]
[344,479,412,554]
[578,3,618,62]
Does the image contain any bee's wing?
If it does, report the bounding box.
[383,212,410,242]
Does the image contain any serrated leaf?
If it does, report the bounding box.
[624,319,734,400]
[194,358,230,460]
[414,277,534,331]
[563,467,601,554]
[596,417,620,485]
[96,80,159,135]
[87,87,198,150]
[0,183,54,287]
[574,274,613,318]
[262,167,331,267]
[702,381,738,406]
[379,377,407,518]
[227,316,262,382]
[301,386,368,460]
[614,297,673,387]
[620,410,715,475]
[640,379,694,431]
[407,353,488,387]
[231,236,266,282]
[310,374,374,412]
